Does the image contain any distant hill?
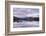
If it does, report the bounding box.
[13,16,39,22]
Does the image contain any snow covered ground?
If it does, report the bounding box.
[13,21,39,28]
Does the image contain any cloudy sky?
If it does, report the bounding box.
[13,8,39,18]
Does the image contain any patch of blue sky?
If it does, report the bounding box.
[13,8,39,18]
[13,8,39,13]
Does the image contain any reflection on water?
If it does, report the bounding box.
[13,21,39,28]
